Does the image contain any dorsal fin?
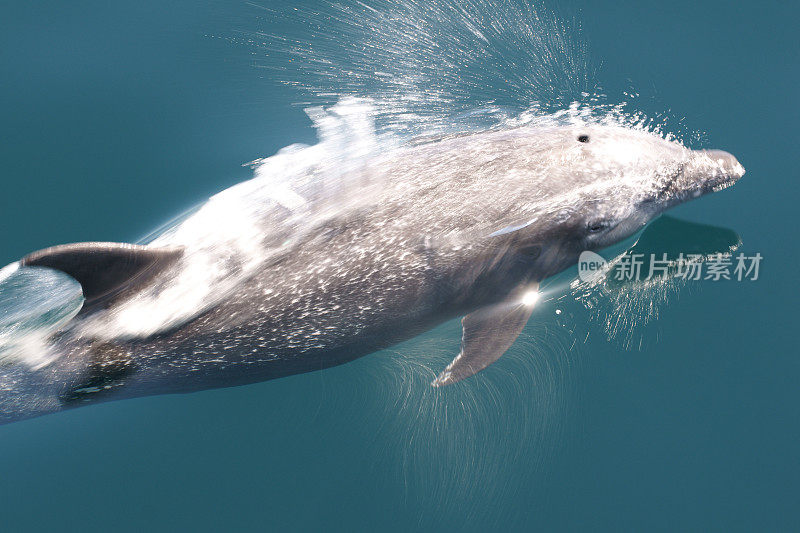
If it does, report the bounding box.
[20,242,184,306]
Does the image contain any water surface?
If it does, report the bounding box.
[0,0,797,531]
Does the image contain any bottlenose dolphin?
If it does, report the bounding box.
[0,114,745,424]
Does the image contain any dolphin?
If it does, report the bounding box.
[0,117,745,424]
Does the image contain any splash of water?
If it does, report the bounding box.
[571,237,741,350]
[0,266,84,368]
[301,314,581,526]
[243,0,591,134]
[236,0,699,143]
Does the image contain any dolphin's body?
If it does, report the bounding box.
[0,116,744,424]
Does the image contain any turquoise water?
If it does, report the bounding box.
[1,1,798,531]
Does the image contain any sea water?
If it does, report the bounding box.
[0,0,796,531]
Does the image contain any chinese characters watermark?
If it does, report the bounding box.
[578,251,762,283]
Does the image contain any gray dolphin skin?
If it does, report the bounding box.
[0,119,744,424]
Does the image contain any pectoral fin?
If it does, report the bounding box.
[21,242,184,307]
[432,282,539,387]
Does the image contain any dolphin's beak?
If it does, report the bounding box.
[701,149,745,184]
[675,149,745,201]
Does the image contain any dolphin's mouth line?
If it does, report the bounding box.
[655,156,741,205]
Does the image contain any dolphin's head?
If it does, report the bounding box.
[563,124,745,251]
[496,123,745,276]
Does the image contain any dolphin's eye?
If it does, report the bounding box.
[587,220,609,233]
[577,134,590,143]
